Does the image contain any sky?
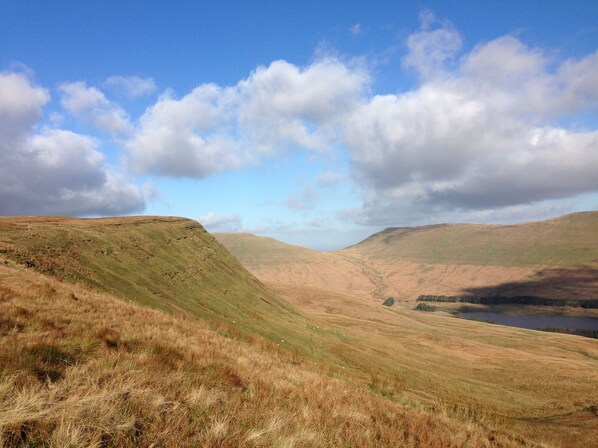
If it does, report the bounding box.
[1,1,597,250]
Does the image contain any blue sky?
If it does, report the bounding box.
[1,1,597,250]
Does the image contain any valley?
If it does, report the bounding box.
[216,212,598,308]
[0,214,597,447]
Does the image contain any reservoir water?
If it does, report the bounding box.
[456,312,598,331]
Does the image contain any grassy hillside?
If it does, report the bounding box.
[214,232,322,267]
[214,232,380,299]
[1,256,528,447]
[3,216,598,447]
[346,212,598,267]
[0,216,319,354]
[218,212,598,301]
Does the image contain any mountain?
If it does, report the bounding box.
[216,212,598,301]
[2,215,598,447]
[0,216,313,352]
[347,211,598,267]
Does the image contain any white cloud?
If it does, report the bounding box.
[237,59,367,154]
[0,71,49,141]
[0,71,145,216]
[343,16,598,225]
[125,58,369,177]
[103,75,157,98]
[125,84,246,177]
[199,211,242,231]
[59,81,132,136]
[462,36,546,87]
[402,10,462,79]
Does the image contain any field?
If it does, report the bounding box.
[1,215,598,447]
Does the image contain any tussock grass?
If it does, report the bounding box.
[2,215,596,447]
[0,264,532,447]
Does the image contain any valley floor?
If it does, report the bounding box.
[0,263,534,447]
[267,282,598,448]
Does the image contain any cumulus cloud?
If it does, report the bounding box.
[0,71,49,141]
[199,211,242,231]
[59,81,132,136]
[344,16,598,225]
[103,75,157,98]
[125,84,244,177]
[0,71,145,216]
[402,10,462,79]
[125,58,369,177]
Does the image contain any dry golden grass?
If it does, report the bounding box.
[2,216,597,447]
[268,284,598,448]
[0,263,533,447]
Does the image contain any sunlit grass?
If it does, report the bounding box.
[0,262,532,447]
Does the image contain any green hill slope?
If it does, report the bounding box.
[0,216,312,350]
[346,211,598,267]
[214,232,321,267]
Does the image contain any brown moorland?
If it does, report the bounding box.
[0,240,533,447]
[1,216,597,447]
[0,258,537,447]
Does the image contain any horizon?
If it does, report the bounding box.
[215,209,598,251]
[3,209,591,253]
[1,1,597,250]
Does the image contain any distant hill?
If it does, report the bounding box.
[214,232,382,299]
[217,212,598,301]
[214,232,321,267]
[346,211,598,267]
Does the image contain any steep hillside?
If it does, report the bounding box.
[215,232,379,299]
[343,211,598,301]
[0,254,529,447]
[347,212,598,267]
[0,216,313,351]
[3,216,598,447]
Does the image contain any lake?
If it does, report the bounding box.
[457,311,598,331]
